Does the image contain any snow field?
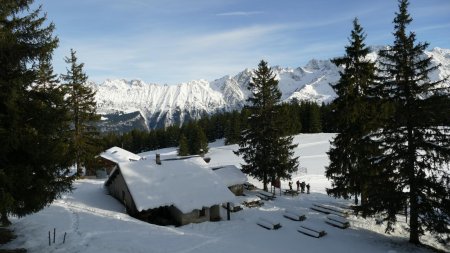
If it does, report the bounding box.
[2,133,445,253]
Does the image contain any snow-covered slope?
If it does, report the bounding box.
[93,79,229,130]
[425,47,450,85]
[3,134,445,253]
[93,47,450,132]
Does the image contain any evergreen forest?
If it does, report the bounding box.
[99,101,334,155]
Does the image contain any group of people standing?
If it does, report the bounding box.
[288,180,310,194]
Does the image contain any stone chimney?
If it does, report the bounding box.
[156,153,161,165]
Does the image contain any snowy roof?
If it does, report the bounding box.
[211,165,247,187]
[100,146,142,164]
[118,157,236,213]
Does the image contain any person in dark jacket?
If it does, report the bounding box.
[306,183,310,194]
[300,181,306,193]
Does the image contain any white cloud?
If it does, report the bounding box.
[415,23,450,33]
[183,25,287,50]
[53,23,297,84]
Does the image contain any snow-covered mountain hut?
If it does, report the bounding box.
[211,165,247,196]
[97,146,142,175]
[104,156,235,226]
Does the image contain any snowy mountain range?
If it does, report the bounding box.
[93,47,450,132]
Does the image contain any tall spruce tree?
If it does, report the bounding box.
[236,60,299,191]
[299,101,322,133]
[326,18,377,205]
[0,1,74,224]
[61,49,101,177]
[365,0,450,244]
[224,110,241,145]
[279,102,302,136]
[188,123,209,155]
[307,102,322,133]
[178,134,189,156]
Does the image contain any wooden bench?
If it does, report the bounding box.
[325,214,350,229]
[0,228,17,244]
[297,222,326,238]
[283,189,299,196]
[257,217,282,230]
[222,202,243,212]
[283,209,306,221]
[311,204,348,217]
[241,196,264,208]
[257,191,276,200]
[243,182,257,190]
[243,200,264,208]
[334,203,353,210]
[256,193,271,201]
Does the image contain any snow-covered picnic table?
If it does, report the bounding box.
[325,214,350,229]
[240,195,264,208]
[257,217,282,230]
[297,220,327,238]
[283,209,307,221]
[283,189,299,196]
[310,203,349,217]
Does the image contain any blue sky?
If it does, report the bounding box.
[35,0,450,84]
